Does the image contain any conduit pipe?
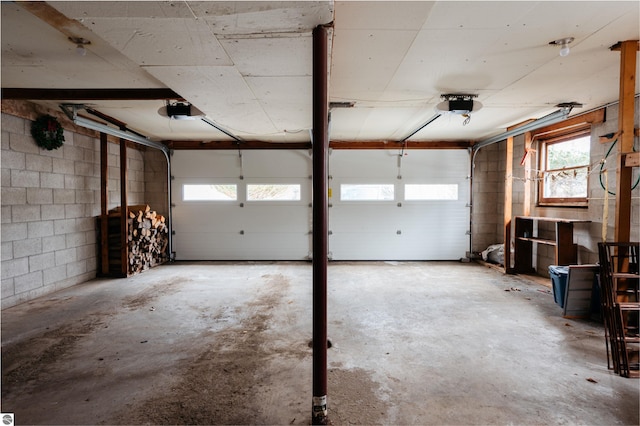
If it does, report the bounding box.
[60,104,174,260]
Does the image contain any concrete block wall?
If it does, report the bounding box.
[1,110,163,308]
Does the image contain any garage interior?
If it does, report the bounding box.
[1,1,639,425]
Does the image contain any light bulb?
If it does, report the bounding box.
[559,43,570,57]
[76,44,87,56]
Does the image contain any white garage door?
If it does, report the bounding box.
[171,149,469,261]
[171,150,312,260]
[329,150,470,260]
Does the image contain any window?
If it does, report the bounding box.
[538,133,590,206]
[247,184,301,201]
[340,184,394,201]
[405,184,458,200]
[183,184,237,201]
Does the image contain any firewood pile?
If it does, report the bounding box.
[101,204,169,276]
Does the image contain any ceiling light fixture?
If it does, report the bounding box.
[549,37,574,57]
[68,36,91,56]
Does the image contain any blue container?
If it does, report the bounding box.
[549,265,569,308]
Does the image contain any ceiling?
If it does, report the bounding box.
[2,1,639,146]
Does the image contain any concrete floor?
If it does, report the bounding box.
[1,261,638,425]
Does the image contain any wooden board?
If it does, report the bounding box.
[563,265,599,319]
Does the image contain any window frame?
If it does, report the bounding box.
[537,128,591,207]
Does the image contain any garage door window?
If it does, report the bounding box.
[405,184,458,200]
[247,184,301,201]
[340,184,394,201]
[183,184,237,201]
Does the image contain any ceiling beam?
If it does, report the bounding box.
[166,140,472,150]
[330,140,472,149]
[1,88,183,101]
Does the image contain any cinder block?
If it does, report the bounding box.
[75,217,95,232]
[52,158,75,175]
[13,238,42,258]
[1,131,9,150]
[25,154,53,172]
[65,232,86,248]
[41,205,65,220]
[76,243,95,260]
[64,204,84,219]
[1,242,13,261]
[2,150,26,170]
[39,173,65,189]
[2,278,15,298]
[1,187,27,205]
[1,223,27,242]
[53,189,75,204]
[27,221,54,238]
[54,218,76,235]
[63,145,84,161]
[10,169,40,188]
[66,259,87,277]
[43,264,67,285]
[1,114,25,134]
[11,205,41,222]
[27,188,53,205]
[15,271,43,293]
[75,161,97,177]
[86,256,97,273]
[73,133,97,150]
[1,257,28,278]
[85,176,100,190]
[29,252,56,272]
[2,168,11,187]
[75,189,94,204]
[42,234,66,253]
[64,175,85,190]
[9,132,40,154]
[55,247,77,266]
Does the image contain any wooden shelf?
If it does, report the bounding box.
[512,216,590,274]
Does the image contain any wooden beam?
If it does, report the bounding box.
[614,40,638,243]
[504,136,514,273]
[119,139,128,277]
[523,132,532,217]
[1,88,183,101]
[100,133,109,276]
[624,152,640,168]
[166,140,311,150]
[330,140,472,149]
[530,108,605,138]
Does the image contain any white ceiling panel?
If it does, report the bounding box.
[220,36,312,77]
[334,1,433,30]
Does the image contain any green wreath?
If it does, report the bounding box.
[31,114,65,150]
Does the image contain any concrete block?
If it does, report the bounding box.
[2,150,26,170]
[63,145,84,161]
[1,114,25,134]
[52,158,75,175]
[2,242,13,261]
[25,154,53,172]
[42,235,66,253]
[1,131,9,150]
[15,271,43,293]
[64,204,84,219]
[84,149,96,164]
[76,217,96,232]
[85,176,100,190]
[75,189,94,204]
[43,264,67,285]
[27,188,54,205]
[1,187,27,205]
[29,252,56,272]
[66,260,87,277]
[39,173,65,189]
[9,132,39,154]
[13,238,42,258]
[10,169,40,187]
[40,146,64,159]
[1,278,15,298]
[55,247,77,266]
[11,205,41,222]
[1,223,27,242]
[64,175,85,190]
[75,161,97,177]
[53,189,75,204]
[65,232,86,248]
[27,221,54,239]
[41,205,65,220]
[74,133,97,150]
[1,257,28,278]
[86,256,97,273]
[85,230,97,244]
[54,218,76,235]
[2,168,11,187]
[76,243,95,260]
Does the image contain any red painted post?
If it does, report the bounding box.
[312,24,329,425]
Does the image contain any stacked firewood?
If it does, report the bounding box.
[126,205,169,274]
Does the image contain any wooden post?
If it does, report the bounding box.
[119,138,128,276]
[100,133,109,275]
[504,136,513,272]
[612,40,639,243]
